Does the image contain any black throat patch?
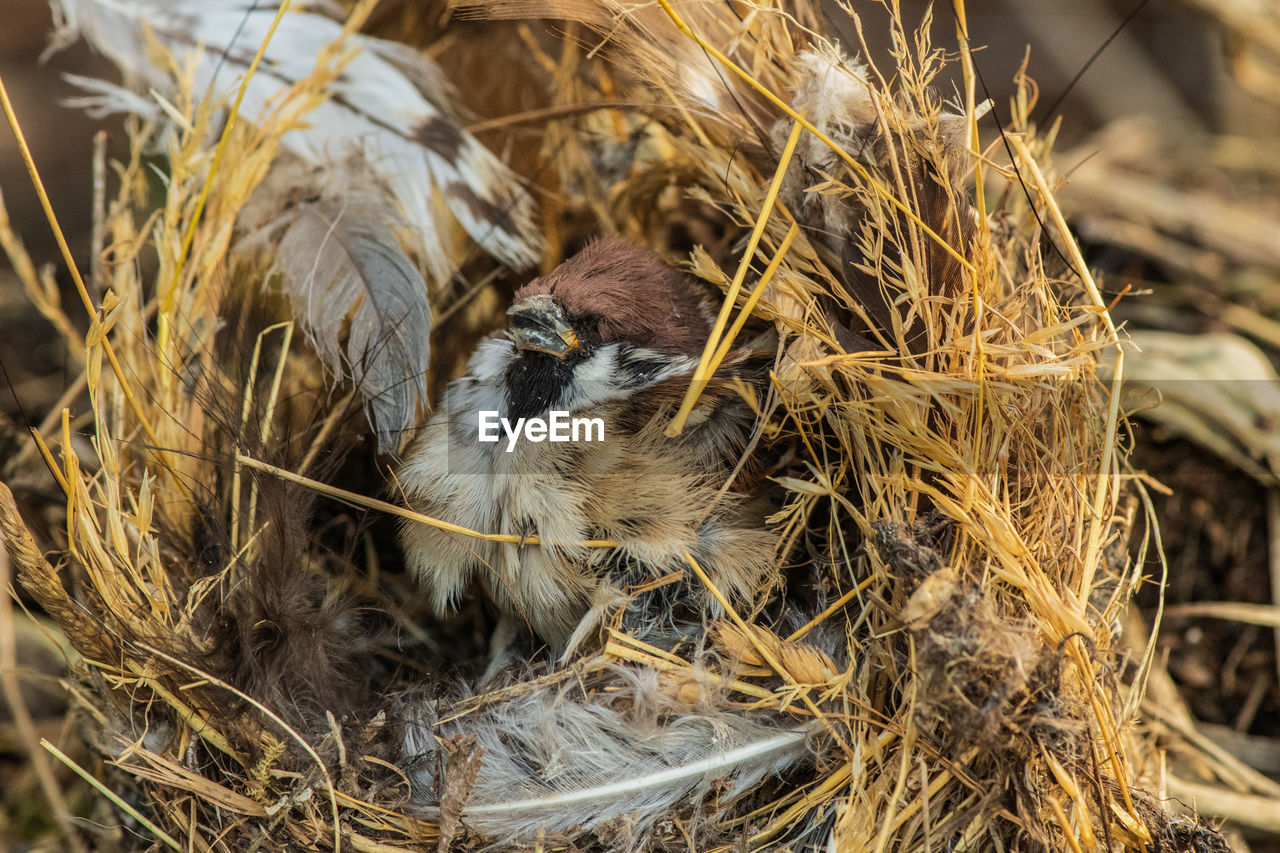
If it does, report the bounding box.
[504,352,577,420]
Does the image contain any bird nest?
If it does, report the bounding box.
[0,1,1230,850]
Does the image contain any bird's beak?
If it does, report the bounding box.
[506,294,580,358]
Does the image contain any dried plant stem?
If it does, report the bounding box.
[873,710,915,853]
[0,73,194,502]
[1007,135,1122,604]
[1164,600,1280,627]
[1046,794,1087,853]
[603,634,776,701]
[232,323,295,552]
[681,549,849,753]
[466,100,665,133]
[41,739,181,851]
[246,323,295,550]
[1043,749,1099,850]
[24,414,71,495]
[162,0,293,359]
[667,121,802,437]
[749,761,854,844]
[708,221,799,372]
[951,0,986,225]
[123,660,243,763]
[241,454,620,548]
[333,787,437,838]
[785,573,876,642]
[650,72,714,150]
[346,830,422,852]
[1167,776,1280,833]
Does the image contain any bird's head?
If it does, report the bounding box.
[499,238,712,420]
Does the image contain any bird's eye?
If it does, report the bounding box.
[573,314,605,344]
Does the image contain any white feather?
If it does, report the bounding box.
[50,0,543,278]
[401,668,812,846]
[460,729,805,818]
[58,73,163,120]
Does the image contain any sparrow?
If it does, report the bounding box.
[397,237,779,649]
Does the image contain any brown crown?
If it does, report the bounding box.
[512,237,711,356]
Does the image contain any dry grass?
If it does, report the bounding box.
[0,0,1261,850]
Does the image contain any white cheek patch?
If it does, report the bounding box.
[651,354,699,381]
[469,337,517,382]
[559,345,698,412]
[572,347,619,384]
[562,347,630,411]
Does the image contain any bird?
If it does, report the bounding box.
[396,237,780,650]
